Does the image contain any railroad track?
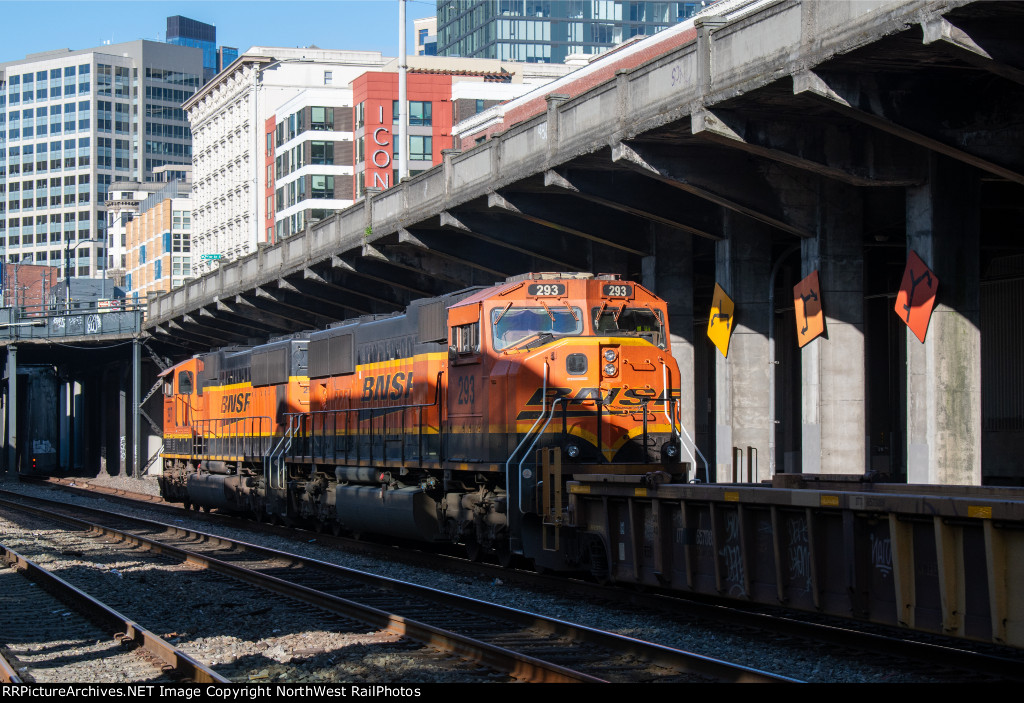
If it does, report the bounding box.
[19,476,1024,683]
[15,476,1024,682]
[0,491,793,683]
[0,542,225,683]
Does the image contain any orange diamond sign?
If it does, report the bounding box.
[793,270,825,348]
[707,283,735,358]
[894,250,939,343]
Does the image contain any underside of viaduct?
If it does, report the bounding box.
[131,0,1024,485]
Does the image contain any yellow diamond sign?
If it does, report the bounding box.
[707,283,735,358]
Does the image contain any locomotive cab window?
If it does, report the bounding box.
[453,321,480,354]
[491,306,583,350]
[177,370,194,395]
[592,307,666,349]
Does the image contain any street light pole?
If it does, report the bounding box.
[64,237,99,310]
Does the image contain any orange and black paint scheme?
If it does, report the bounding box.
[159,273,687,571]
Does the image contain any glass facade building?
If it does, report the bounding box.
[437,1,708,63]
[0,41,202,279]
[166,15,218,83]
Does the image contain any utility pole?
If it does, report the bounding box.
[398,0,409,183]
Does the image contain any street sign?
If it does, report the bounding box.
[200,254,223,260]
[793,270,824,348]
[707,283,735,358]
[894,250,938,343]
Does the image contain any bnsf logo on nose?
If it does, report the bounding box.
[221,392,252,414]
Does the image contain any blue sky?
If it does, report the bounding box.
[0,0,438,63]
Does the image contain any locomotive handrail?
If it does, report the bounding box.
[516,396,568,517]
[662,361,708,483]
[193,416,274,459]
[265,415,295,490]
[506,360,549,523]
[282,371,445,469]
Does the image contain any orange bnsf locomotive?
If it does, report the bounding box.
[159,273,693,571]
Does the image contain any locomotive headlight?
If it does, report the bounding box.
[604,363,617,376]
[603,348,617,362]
[565,443,581,459]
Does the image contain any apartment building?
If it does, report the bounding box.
[184,47,390,276]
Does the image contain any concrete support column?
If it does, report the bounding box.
[119,366,128,476]
[59,371,69,469]
[6,345,16,475]
[905,157,981,485]
[132,338,141,478]
[715,214,772,482]
[801,181,866,474]
[643,226,696,473]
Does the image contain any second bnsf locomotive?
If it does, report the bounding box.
[159,272,690,571]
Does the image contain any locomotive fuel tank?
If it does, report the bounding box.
[334,485,442,541]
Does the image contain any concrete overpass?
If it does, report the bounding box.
[144,0,1024,486]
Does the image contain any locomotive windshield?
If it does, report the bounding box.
[592,306,667,348]
[491,306,583,350]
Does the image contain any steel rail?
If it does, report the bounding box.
[0,497,603,683]
[0,492,794,683]
[0,649,22,684]
[0,542,226,683]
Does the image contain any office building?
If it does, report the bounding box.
[123,179,192,302]
[0,40,203,280]
[437,1,709,63]
[415,17,438,56]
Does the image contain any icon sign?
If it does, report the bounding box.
[894,250,938,343]
[793,270,824,348]
[707,283,735,357]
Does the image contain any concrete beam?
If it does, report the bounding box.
[793,69,1024,185]
[612,141,815,238]
[167,319,229,347]
[692,107,927,186]
[180,314,239,345]
[396,225,513,280]
[364,232,497,286]
[276,277,377,315]
[487,190,652,256]
[921,17,1024,87]
[543,169,725,241]
[198,306,275,335]
[440,211,585,271]
[234,293,313,332]
[200,305,281,336]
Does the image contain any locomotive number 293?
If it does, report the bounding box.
[456,375,476,405]
[528,283,565,296]
[602,284,633,298]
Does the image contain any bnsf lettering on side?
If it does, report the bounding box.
[361,372,414,401]
[221,392,252,414]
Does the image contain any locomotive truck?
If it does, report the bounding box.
[159,272,692,572]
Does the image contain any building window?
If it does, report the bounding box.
[323,70,333,85]
[310,141,334,165]
[409,135,432,161]
[311,106,334,131]
[311,175,334,199]
[409,101,432,127]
